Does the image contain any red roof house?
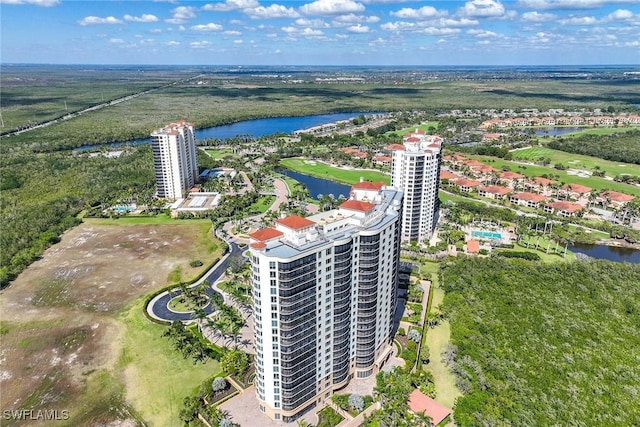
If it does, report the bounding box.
[276,215,315,230]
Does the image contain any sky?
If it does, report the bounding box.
[1,0,639,66]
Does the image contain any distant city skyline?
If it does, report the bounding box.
[1,0,639,66]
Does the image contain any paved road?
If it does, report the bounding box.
[147,240,244,322]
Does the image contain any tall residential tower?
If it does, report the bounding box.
[248,182,403,422]
[151,120,198,200]
[388,129,443,244]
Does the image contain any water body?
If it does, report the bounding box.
[569,242,640,264]
[277,168,351,200]
[78,112,365,151]
[533,127,583,137]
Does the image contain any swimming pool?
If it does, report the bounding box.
[471,230,502,240]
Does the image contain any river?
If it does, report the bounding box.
[78,112,365,150]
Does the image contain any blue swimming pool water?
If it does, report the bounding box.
[471,230,502,239]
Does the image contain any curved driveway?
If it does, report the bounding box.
[147,240,244,322]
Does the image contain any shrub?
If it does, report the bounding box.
[190,259,203,268]
[349,394,365,412]
[397,327,406,336]
[212,377,227,394]
[408,329,422,343]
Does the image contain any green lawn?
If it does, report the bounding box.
[248,194,275,214]
[167,297,193,313]
[511,147,640,177]
[390,121,440,137]
[279,157,390,185]
[439,191,485,205]
[500,235,576,262]
[84,214,193,225]
[468,155,640,197]
[203,148,238,159]
[119,298,221,427]
[538,126,640,140]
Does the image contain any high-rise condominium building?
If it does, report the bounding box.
[248,182,403,422]
[388,129,443,244]
[151,120,198,200]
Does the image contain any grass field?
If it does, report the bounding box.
[391,121,440,137]
[538,126,640,140]
[85,214,186,225]
[248,194,276,214]
[120,298,221,427]
[203,148,238,159]
[511,147,640,177]
[279,157,390,185]
[468,154,640,197]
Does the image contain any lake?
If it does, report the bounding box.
[277,168,351,200]
[569,242,640,264]
[78,112,365,150]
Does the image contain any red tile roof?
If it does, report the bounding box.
[530,177,556,186]
[340,199,376,212]
[373,155,391,162]
[479,185,511,195]
[249,227,283,241]
[561,184,592,194]
[455,178,482,188]
[386,144,405,151]
[352,181,385,191]
[511,192,546,202]
[500,171,525,180]
[408,389,451,426]
[546,201,583,213]
[405,136,421,143]
[466,240,480,254]
[440,171,459,180]
[276,215,315,230]
[602,191,634,202]
[250,242,266,249]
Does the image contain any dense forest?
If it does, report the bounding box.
[0,147,156,287]
[548,129,640,165]
[441,257,640,426]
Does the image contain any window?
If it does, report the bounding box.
[269,261,276,269]
[271,296,277,303]
[273,366,279,373]
[274,404,280,410]
[271,288,277,295]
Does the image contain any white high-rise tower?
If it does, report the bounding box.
[151,120,198,200]
[388,129,443,244]
[248,182,403,422]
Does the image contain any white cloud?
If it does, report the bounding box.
[124,14,159,23]
[625,40,640,46]
[109,38,125,43]
[191,22,223,31]
[274,49,281,53]
[190,40,211,48]
[347,24,370,32]
[202,0,258,11]
[331,13,380,25]
[459,0,506,17]
[390,6,446,19]
[468,28,499,36]
[301,27,325,36]
[166,41,180,46]
[418,27,461,35]
[300,0,365,16]
[605,9,635,20]
[522,11,557,21]
[78,16,123,26]
[436,17,480,27]
[166,6,196,24]
[245,4,300,19]
[224,30,243,35]
[234,39,243,44]
[295,18,330,27]
[281,25,325,38]
[150,28,163,33]
[559,15,597,24]
[517,0,640,10]
[380,21,415,31]
[0,0,59,5]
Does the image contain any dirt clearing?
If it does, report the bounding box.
[0,220,222,426]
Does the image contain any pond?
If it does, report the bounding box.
[569,242,640,264]
[533,127,583,137]
[277,169,351,200]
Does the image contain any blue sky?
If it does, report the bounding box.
[1,0,639,65]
